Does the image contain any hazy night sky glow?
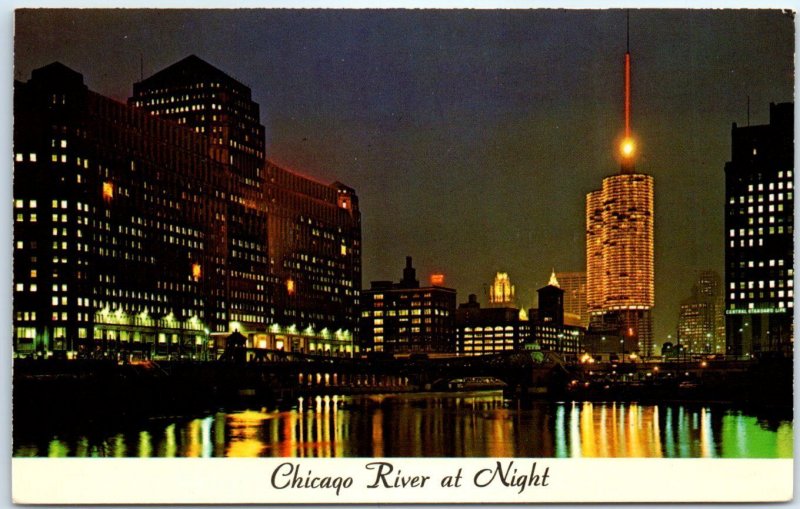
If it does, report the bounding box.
[14,9,794,346]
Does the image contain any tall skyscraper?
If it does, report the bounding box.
[585,16,655,357]
[130,56,362,353]
[724,102,794,358]
[489,272,515,306]
[555,271,588,327]
[129,55,269,338]
[677,270,725,354]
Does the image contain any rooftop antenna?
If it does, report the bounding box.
[625,9,631,139]
[140,53,144,81]
[747,95,751,126]
[619,9,636,173]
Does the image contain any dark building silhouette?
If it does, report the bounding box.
[360,257,456,354]
[527,272,584,361]
[724,102,794,358]
[455,294,529,356]
[13,58,361,358]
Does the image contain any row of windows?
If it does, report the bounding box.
[729,191,792,205]
[368,308,451,317]
[729,226,791,237]
[462,333,517,339]
[729,279,793,290]
[729,290,793,299]
[731,301,794,309]
[463,326,517,332]
[744,173,793,193]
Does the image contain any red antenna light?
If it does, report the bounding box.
[619,10,636,165]
[624,51,631,138]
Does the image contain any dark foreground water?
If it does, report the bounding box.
[14,391,792,458]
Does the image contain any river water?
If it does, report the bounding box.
[13,391,792,458]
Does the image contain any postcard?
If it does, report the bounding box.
[10,5,794,504]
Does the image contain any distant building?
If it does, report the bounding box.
[489,272,515,306]
[360,257,456,354]
[455,294,529,356]
[527,272,584,361]
[677,270,725,354]
[556,271,588,327]
[724,102,794,358]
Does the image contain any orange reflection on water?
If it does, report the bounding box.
[225,410,270,457]
[15,393,793,458]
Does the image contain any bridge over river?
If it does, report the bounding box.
[13,351,568,430]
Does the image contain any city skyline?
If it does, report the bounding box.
[14,8,795,347]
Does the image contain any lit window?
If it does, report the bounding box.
[14,200,23,208]
[15,283,23,292]
[60,140,67,148]
[192,263,202,281]
[15,154,22,162]
[103,182,114,200]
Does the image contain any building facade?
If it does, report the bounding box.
[677,270,725,355]
[556,271,588,327]
[455,294,529,356]
[724,102,794,358]
[527,274,584,361]
[586,171,655,357]
[360,257,456,354]
[488,272,515,306]
[13,58,361,359]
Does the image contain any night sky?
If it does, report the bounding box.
[14,9,794,347]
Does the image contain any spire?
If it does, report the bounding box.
[620,10,636,173]
[549,269,560,288]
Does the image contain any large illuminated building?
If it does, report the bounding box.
[724,102,794,358]
[585,19,655,357]
[488,272,515,306]
[13,58,361,358]
[360,257,456,354]
[455,294,529,356]
[677,270,725,355]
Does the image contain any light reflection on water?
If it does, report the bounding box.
[13,392,792,458]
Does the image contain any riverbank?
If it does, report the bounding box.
[13,356,793,435]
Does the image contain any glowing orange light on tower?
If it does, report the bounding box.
[102,181,114,201]
[286,278,295,295]
[620,137,636,158]
[430,273,445,286]
[192,263,202,281]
